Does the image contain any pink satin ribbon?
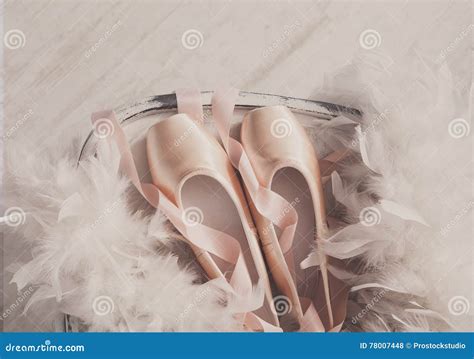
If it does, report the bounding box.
[211,88,298,254]
[210,88,339,332]
[91,104,281,332]
[90,89,346,332]
[176,88,204,124]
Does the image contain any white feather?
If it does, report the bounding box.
[5,51,472,332]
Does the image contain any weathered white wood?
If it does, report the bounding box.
[2,0,469,332]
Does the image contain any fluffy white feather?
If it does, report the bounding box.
[5,52,472,332]
[312,51,473,331]
[7,141,243,332]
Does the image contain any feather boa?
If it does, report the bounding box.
[5,52,472,332]
[306,51,472,332]
[6,142,247,331]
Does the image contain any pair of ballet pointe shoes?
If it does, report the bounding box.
[146,103,348,332]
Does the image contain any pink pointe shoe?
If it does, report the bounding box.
[240,105,348,331]
[146,113,279,329]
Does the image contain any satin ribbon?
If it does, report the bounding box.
[210,88,345,332]
[211,88,298,254]
[176,88,204,124]
[91,104,280,332]
[175,89,281,331]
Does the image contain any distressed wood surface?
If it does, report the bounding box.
[2,0,470,331]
